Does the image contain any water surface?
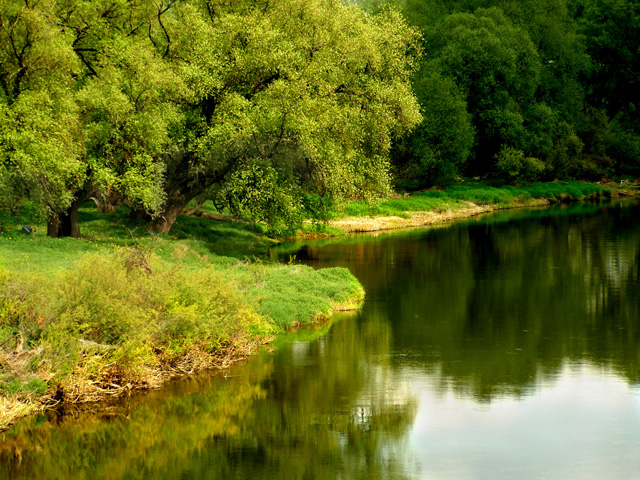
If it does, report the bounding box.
[2,201,639,479]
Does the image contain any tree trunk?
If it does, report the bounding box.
[90,196,116,214]
[148,192,196,234]
[47,198,83,238]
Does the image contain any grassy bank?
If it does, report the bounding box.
[306,181,638,235]
[0,205,364,430]
[1,180,637,429]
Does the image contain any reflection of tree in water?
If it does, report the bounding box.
[211,316,418,480]
[0,313,418,480]
[291,201,640,402]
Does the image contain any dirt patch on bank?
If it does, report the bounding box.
[327,199,551,234]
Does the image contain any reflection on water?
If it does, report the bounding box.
[284,201,640,398]
[408,363,640,479]
[1,316,417,480]
[2,200,640,479]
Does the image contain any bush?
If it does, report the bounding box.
[43,249,269,367]
[494,147,546,184]
[608,126,640,176]
[547,122,584,178]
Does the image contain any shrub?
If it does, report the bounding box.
[494,147,546,184]
[43,249,269,369]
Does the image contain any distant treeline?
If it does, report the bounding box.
[362,0,640,188]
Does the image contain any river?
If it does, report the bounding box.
[2,200,639,479]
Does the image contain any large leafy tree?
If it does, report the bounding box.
[2,0,422,236]
[388,4,545,183]
[428,8,542,172]
[579,0,640,117]
[0,0,179,237]
[389,0,600,183]
[67,0,183,227]
[404,0,590,122]
[0,0,85,233]
[393,69,474,187]
[147,0,422,233]
[578,0,640,174]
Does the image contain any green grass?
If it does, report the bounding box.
[0,202,277,273]
[244,265,364,328]
[0,202,364,428]
[333,181,610,219]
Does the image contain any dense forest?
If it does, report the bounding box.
[1,0,638,237]
[365,0,640,190]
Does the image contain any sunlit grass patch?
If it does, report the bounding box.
[242,264,365,329]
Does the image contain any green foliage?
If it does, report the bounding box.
[575,106,615,179]
[429,8,542,169]
[0,378,47,397]
[0,0,85,218]
[395,70,474,187]
[578,0,640,177]
[392,0,638,185]
[547,122,585,178]
[0,0,179,229]
[494,147,547,184]
[486,0,590,123]
[37,249,270,369]
[219,160,304,235]
[580,0,640,118]
[302,194,335,223]
[2,0,639,238]
[608,124,640,176]
[0,0,413,235]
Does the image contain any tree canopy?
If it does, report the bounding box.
[0,0,422,236]
[2,0,639,235]
[366,0,640,187]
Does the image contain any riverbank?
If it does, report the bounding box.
[0,207,364,431]
[1,180,637,430]
[311,181,639,235]
[325,199,547,233]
